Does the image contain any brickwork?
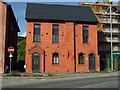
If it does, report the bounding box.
[26,21,100,73]
[75,24,100,72]
[0,2,19,73]
[0,2,6,73]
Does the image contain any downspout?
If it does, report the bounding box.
[44,51,45,73]
[74,22,76,72]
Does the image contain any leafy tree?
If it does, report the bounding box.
[17,37,26,61]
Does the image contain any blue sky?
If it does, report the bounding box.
[9,1,119,37]
[10,2,26,37]
[10,2,79,37]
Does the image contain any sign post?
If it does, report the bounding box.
[9,54,13,74]
[8,46,14,74]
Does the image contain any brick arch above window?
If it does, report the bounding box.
[52,52,59,54]
[78,53,84,55]
[51,51,61,54]
[78,51,85,55]
[88,51,96,55]
[28,44,44,55]
[89,53,95,56]
[32,52,40,56]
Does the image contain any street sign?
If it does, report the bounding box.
[8,46,14,54]
[8,46,14,74]
[24,65,26,69]
[9,54,13,58]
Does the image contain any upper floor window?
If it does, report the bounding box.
[78,53,84,64]
[52,24,59,43]
[82,26,89,43]
[52,53,59,64]
[34,24,40,42]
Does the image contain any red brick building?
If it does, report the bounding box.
[0,2,20,73]
[25,3,100,73]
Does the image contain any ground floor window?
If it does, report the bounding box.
[52,53,59,64]
[78,53,84,64]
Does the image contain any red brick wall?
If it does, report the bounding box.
[75,24,100,72]
[0,2,19,73]
[0,2,7,73]
[26,21,100,73]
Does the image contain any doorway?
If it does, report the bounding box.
[89,53,96,72]
[32,53,40,73]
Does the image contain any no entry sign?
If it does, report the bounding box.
[8,46,14,54]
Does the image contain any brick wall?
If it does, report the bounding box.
[0,2,7,73]
[0,2,19,73]
[26,21,100,73]
[75,24,100,72]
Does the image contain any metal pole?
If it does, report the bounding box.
[110,2,113,71]
[10,56,12,74]
[107,58,109,70]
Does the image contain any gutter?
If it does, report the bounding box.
[74,22,76,72]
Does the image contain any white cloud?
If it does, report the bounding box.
[18,32,26,37]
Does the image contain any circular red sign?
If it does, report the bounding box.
[8,46,14,54]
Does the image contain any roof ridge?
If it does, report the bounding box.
[25,3,99,24]
[27,3,90,9]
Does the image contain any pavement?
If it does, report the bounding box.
[1,71,119,79]
[1,71,120,88]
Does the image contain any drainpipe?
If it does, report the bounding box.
[44,51,45,73]
[74,22,76,72]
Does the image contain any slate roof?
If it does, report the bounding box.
[25,3,99,24]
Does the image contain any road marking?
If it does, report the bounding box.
[80,81,116,88]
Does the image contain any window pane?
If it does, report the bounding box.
[78,53,84,64]
[80,56,84,64]
[83,26,88,43]
[52,53,59,64]
[35,25,40,28]
[84,29,88,36]
[34,29,40,35]
[34,24,40,42]
[52,24,59,43]
[56,57,58,63]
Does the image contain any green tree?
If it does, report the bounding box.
[17,37,26,61]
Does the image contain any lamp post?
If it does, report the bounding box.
[110,2,113,71]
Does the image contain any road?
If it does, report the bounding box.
[2,72,119,88]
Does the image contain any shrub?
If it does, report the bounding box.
[7,71,21,77]
[47,73,54,76]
